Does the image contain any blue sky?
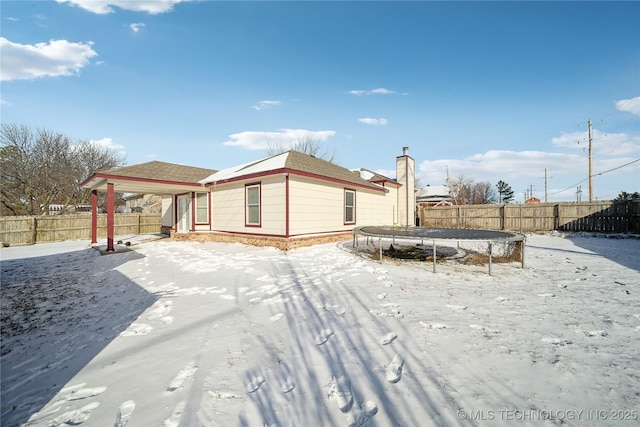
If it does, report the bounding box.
[1,0,639,203]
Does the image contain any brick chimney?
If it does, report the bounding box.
[396,147,415,226]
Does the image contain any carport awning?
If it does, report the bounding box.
[82,174,208,195]
[81,161,217,195]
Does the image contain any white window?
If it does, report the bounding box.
[195,192,209,224]
[246,183,261,226]
[345,189,355,224]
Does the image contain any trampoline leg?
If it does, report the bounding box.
[432,240,437,273]
[521,238,526,269]
[379,238,383,263]
[488,242,493,275]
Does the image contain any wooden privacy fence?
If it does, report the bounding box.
[0,213,162,246]
[420,200,640,233]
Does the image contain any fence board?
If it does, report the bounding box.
[420,201,635,233]
[1,213,161,246]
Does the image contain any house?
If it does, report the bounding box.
[417,185,454,207]
[81,147,416,250]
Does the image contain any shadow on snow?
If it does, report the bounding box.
[0,247,156,427]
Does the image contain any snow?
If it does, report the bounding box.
[199,153,288,184]
[1,233,639,426]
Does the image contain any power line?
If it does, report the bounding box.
[548,158,640,196]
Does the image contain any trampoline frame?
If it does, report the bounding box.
[352,226,527,275]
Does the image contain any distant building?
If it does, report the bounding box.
[525,197,541,204]
[124,194,162,213]
[417,185,454,207]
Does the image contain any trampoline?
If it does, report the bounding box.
[352,226,526,275]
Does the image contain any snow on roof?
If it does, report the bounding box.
[200,151,385,191]
[417,185,450,197]
[358,169,375,181]
[199,152,289,183]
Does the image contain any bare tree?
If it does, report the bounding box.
[447,176,498,205]
[447,175,474,205]
[471,181,498,204]
[267,136,337,163]
[1,124,126,215]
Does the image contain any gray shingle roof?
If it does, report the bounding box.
[98,161,216,183]
[283,151,386,190]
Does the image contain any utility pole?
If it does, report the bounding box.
[588,119,593,202]
[544,168,548,203]
[577,185,582,202]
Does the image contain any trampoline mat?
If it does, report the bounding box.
[356,226,524,241]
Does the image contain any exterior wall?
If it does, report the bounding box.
[357,185,398,226]
[161,196,173,228]
[208,173,396,238]
[210,174,286,236]
[288,175,394,235]
[288,176,348,235]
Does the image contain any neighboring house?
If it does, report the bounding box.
[48,204,98,214]
[81,147,416,250]
[124,194,162,213]
[417,185,454,207]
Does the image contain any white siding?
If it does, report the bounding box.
[357,185,398,226]
[288,176,396,235]
[161,196,173,227]
[209,173,397,237]
[211,175,286,236]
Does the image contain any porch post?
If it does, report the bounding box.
[107,183,115,252]
[91,190,98,244]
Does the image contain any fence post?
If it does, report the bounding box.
[432,240,437,273]
[519,204,523,233]
[32,217,37,245]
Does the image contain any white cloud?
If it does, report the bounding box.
[252,100,281,111]
[348,88,400,96]
[223,129,336,151]
[358,117,388,126]
[615,96,640,116]
[0,98,10,106]
[552,129,640,156]
[130,23,145,33]
[416,146,640,202]
[90,137,125,152]
[0,37,97,81]
[56,0,191,14]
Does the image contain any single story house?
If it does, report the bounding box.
[417,185,454,207]
[81,147,416,250]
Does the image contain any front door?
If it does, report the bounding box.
[177,195,191,233]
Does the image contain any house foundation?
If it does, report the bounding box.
[170,230,353,250]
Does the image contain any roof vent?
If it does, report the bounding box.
[402,146,409,156]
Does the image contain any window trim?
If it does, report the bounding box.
[245,182,261,227]
[344,188,356,225]
[194,191,210,225]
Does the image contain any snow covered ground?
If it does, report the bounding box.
[1,232,639,427]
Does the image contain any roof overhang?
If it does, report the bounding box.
[81,173,208,195]
[204,168,389,193]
